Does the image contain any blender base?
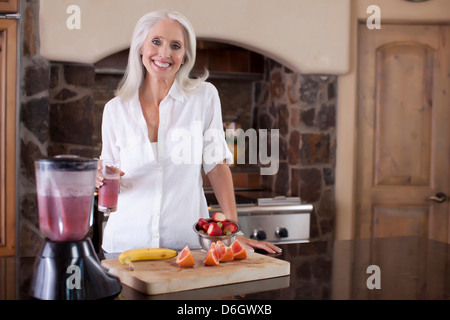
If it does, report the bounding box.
[29,238,121,300]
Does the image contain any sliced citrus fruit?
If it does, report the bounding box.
[203,242,220,266]
[176,245,195,267]
[231,240,247,260]
[215,240,226,259]
[215,240,234,262]
[220,246,235,262]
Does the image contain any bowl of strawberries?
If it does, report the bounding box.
[193,212,241,251]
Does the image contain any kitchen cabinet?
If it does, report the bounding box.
[356,23,450,243]
[0,0,17,13]
[0,13,18,257]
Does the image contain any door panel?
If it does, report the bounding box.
[374,42,434,186]
[356,24,450,243]
[373,206,429,238]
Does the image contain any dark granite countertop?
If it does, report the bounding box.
[1,236,449,300]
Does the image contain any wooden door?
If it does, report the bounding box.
[356,23,450,243]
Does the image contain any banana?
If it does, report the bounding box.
[118,248,177,264]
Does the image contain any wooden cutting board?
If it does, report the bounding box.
[101,250,290,295]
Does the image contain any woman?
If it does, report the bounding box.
[97,10,280,254]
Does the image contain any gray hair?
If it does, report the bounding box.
[116,10,208,100]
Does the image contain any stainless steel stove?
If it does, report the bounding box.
[205,190,312,244]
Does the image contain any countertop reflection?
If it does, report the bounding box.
[1,236,449,300]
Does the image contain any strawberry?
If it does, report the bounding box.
[212,212,227,223]
[197,218,209,230]
[203,222,211,230]
[207,222,223,236]
[223,222,237,234]
[222,221,232,228]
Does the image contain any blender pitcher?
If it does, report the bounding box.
[31,156,121,300]
[35,157,97,241]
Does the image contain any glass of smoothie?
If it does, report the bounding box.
[35,156,97,242]
[97,159,121,213]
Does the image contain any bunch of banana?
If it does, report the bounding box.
[118,248,177,264]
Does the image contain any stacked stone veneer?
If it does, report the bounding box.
[253,59,337,241]
[20,61,98,256]
[48,63,99,157]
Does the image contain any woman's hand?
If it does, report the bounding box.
[236,235,282,254]
[95,168,105,188]
[96,163,124,188]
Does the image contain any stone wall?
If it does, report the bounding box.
[48,63,98,157]
[253,59,337,241]
[209,78,254,130]
[19,0,48,256]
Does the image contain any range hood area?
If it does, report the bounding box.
[94,41,265,81]
[39,0,350,75]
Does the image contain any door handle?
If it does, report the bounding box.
[427,192,447,203]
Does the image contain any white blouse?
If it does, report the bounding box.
[100,80,232,252]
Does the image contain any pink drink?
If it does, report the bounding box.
[98,177,120,211]
[38,194,93,241]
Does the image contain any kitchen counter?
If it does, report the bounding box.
[1,236,449,300]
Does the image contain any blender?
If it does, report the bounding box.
[29,156,121,300]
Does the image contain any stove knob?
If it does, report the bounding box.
[252,229,267,241]
[276,227,289,238]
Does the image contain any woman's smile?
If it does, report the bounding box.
[141,19,186,82]
[153,60,172,69]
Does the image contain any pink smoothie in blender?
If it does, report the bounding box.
[35,157,97,242]
[38,194,93,241]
